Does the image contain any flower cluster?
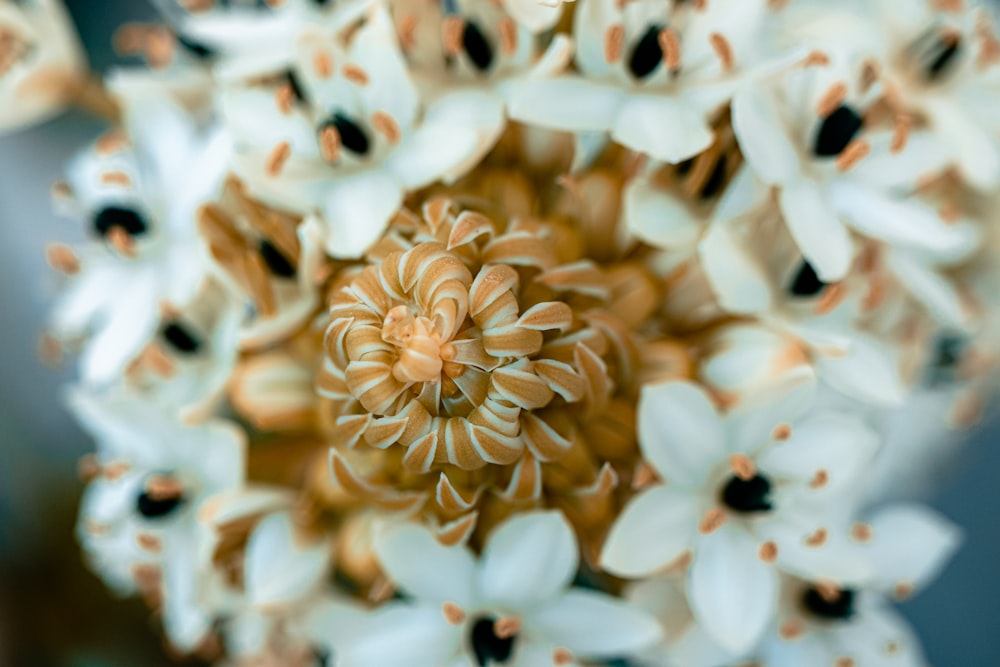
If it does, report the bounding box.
[12,0,1000,665]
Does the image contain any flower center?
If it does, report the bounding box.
[320,112,371,157]
[470,617,516,666]
[813,105,863,157]
[720,473,773,513]
[628,24,667,80]
[135,474,185,519]
[381,305,457,384]
[922,33,962,82]
[462,20,494,72]
[787,260,827,297]
[92,206,149,240]
[259,238,297,278]
[802,586,856,621]
[162,321,202,355]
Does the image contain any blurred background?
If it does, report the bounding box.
[0,2,997,665]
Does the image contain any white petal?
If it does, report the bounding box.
[699,217,772,315]
[321,168,403,258]
[504,0,565,32]
[779,179,853,282]
[245,512,331,609]
[624,178,702,249]
[864,504,962,594]
[758,411,878,492]
[80,270,160,385]
[816,334,905,406]
[339,603,461,667]
[638,381,725,487]
[600,486,700,578]
[848,130,950,190]
[529,590,663,659]
[887,250,969,328]
[688,524,777,653]
[509,77,623,133]
[478,511,578,607]
[374,522,477,607]
[723,380,815,456]
[612,95,714,164]
[387,114,484,189]
[731,84,801,185]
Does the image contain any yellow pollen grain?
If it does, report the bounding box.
[442,17,465,56]
[815,580,841,602]
[553,648,574,666]
[107,226,137,257]
[772,423,792,441]
[779,618,804,639]
[442,602,465,625]
[699,508,726,534]
[805,527,828,548]
[816,82,847,118]
[894,582,915,600]
[313,50,333,78]
[835,657,855,667]
[146,344,178,378]
[372,111,401,144]
[77,454,101,483]
[836,139,870,171]
[46,243,80,274]
[604,25,625,63]
[759,541,778,563]
[398,15,418,51]
[145,475,184,501]
[101,171,132,186]
[809,469,829,489]
[103,461,131,480]
[342,64,370,85]
[137,534,163,553]
[499,17,518,55]
[659,28,682,70]
[275,84,295,115]
[494,617,522,639]
[851,523,873,542]
[95,130,128,154]
[266,141,292,177]
[729,454,756,481]
[709,33,734,70]
[320,125,342,162]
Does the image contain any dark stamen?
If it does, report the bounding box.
[175,34,215,60]
[721,474,773,514]
[322,112,370,156]
[699,154,728,201]
[802,587,856,621]
[628,24,666,80]
[136,487,184,519]
[470,617,516,667]
[162,321,201,354]
[813,105,863,157]
[93,206,149,239]
[788,260,827,297]
[925,37,962,81]
[259,239,297,278]
[286,69,308,104]
[462,21,494,72]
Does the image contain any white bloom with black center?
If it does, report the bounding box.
[510,0,774,164]
[756,504,961,667]
[344,510,662,667]
[48,89,231,384]
[218,5,500,258]
[601,380,879,653]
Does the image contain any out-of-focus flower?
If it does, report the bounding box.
[756,504,960,666]
[0,0,86,133]
[350,511,661,667]
[511,0,775,164]
[601,380,877,652]
[217,6,499,258]
[46,90,231,384]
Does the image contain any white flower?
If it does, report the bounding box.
[0,0,86,133]
[510,0,773,163]
[69,387,246,615]
[731,54,957,282]
[219,6,499,258]
[125,279,243,422]
[756,504,961,667]
[600,380,878,653]
[48,90,232,384]
[346,510,661,667]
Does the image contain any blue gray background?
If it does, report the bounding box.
[0,2,997,664]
